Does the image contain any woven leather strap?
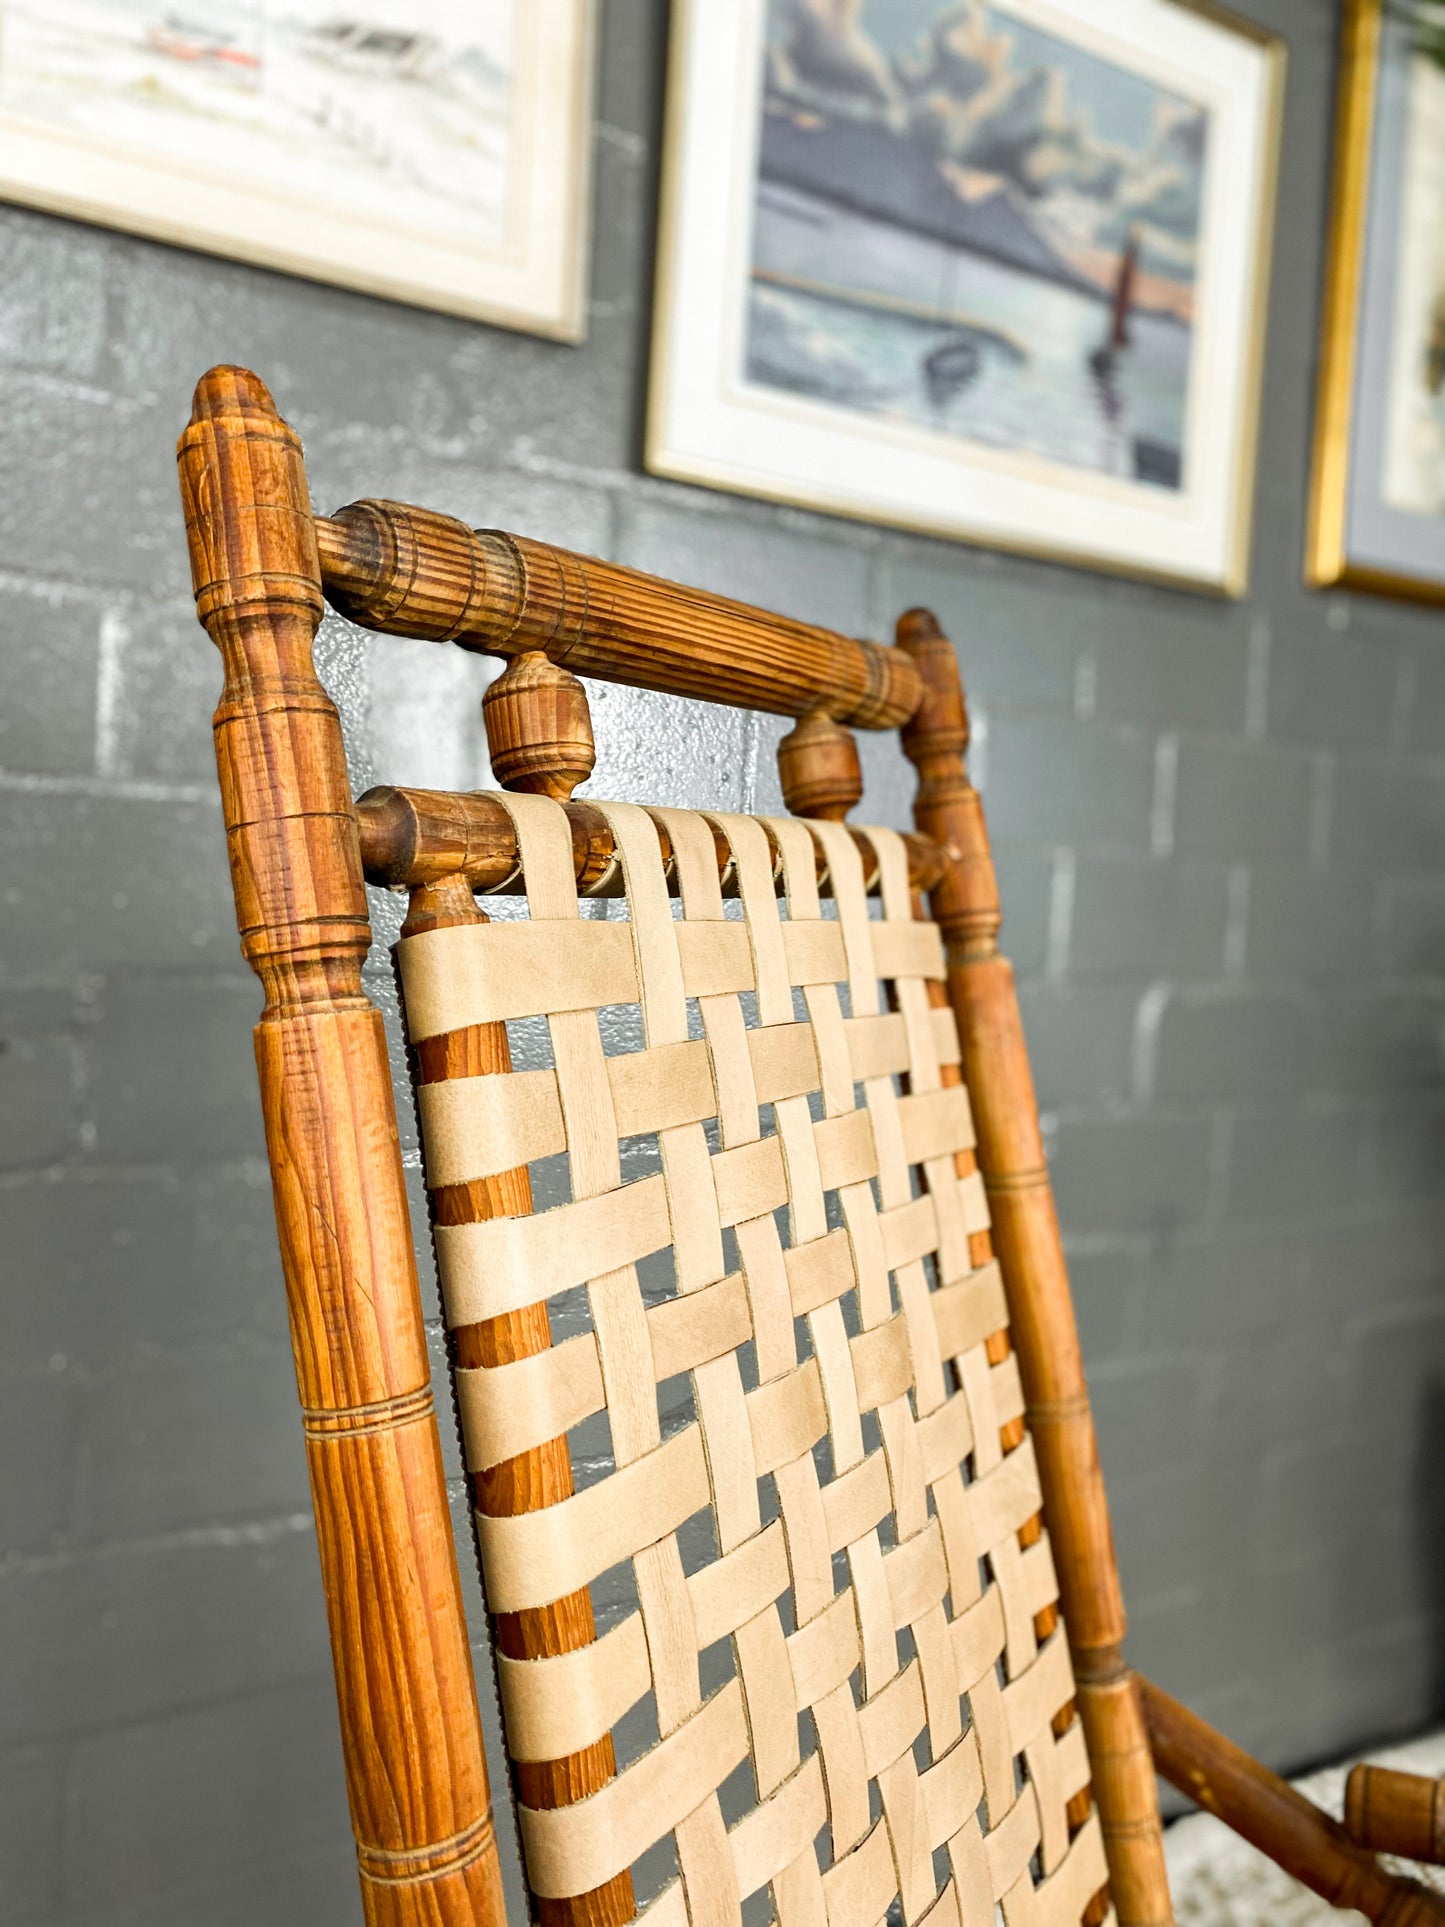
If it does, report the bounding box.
[397,796,1111,1927]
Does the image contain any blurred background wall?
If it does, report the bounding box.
[2,0,1444,1919]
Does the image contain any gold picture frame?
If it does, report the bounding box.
[648,0,1284,596]
[1307,0,1445,603]
[0,0,598,341]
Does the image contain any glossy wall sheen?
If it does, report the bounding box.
[1,0,1443,1919]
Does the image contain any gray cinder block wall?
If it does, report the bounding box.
[2,0,1444,1919]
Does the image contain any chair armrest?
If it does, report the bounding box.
[1348,1767,1445,1868]
[1138,1675,1445,1927]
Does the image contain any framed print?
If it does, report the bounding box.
[0,0,597,340]
[1308,0,1445,603]
[649,0,1284,594]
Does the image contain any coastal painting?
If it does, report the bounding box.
[650,0,1282,592]
[748,0,1208,492]
[0,0,597,337]
[1380,45,1445,521]
[1309,0,1445,602]
[0,0,516,243]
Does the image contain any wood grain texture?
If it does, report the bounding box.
[314,499,921,727]
[777,708,864,821]
[1142,1679,1445,1926]
[483,652,597,801]
[897,608,1170,1927]
[403,876,636,1927]
[178,365,505,1927]
[355,785,947,899]
[178,364,1424,1927]
[1347,1767,1445,1868]
[925,963,1094,1864]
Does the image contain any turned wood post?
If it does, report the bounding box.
[897,610,1173,1927]
[178,366,506,1927]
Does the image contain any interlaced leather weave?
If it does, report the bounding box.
[396,792,1111,1927]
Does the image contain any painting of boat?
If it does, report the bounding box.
[146,13,261,71]
[746,0,1207,491]
[0,0,514,239]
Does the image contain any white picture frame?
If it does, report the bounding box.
[0,0,597,342]
[649,0,1284,594]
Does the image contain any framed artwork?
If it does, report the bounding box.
[1308,0,1445,603]
[0,0,597,340]
[649,0,1284,594]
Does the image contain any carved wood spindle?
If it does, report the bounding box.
[896,608,1173,1927]
[777,707,863,822]
[177,366,505,1927]
[409,664,632,1927]
[483,652,596,801]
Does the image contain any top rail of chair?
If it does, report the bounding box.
[180,365,922,728]
[314,501,923,729]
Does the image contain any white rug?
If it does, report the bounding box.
[1165,1729,1445,1925]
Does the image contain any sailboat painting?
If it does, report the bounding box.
[650,0,1283,592]
[749,1,1206,490]
[0,0,597,337]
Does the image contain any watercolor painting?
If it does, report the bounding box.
[0,0,515,240]
[652,0,1281,585]
[745,0,1211,491]
[0,0,595,336]
[1381,44,1445,519]
[1309,0,1445,601]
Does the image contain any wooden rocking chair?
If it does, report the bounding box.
[177,367,1445,1927]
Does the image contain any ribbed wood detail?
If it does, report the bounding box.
[314,500,921,727]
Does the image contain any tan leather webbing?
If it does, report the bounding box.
[397,795,1111,1927]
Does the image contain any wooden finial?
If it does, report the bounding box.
[483,650,595,799]
[178,366,358,1010]
[777,707,863,821]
